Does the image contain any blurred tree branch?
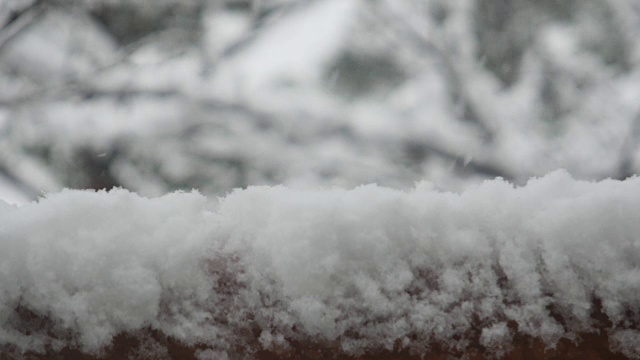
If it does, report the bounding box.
[0,0,47,53]
[0,0,638,199]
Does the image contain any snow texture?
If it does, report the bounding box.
[1,170,639,357]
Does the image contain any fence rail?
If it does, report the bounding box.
[1,170,639,359]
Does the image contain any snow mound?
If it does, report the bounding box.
[1,170,639,358]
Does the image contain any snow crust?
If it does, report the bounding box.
[1,170,639,357]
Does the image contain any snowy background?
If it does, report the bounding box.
[1,0,640,202]
[1,0,640,358]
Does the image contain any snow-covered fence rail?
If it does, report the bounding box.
[1,170,639,359]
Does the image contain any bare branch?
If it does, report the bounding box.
[617,112,640,180]
[0,0,47,53]
[377,2,497,142]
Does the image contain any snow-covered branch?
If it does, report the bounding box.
[1,171,639,359]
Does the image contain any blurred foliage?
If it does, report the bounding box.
[327,51,406,98]
[0,0,639,201]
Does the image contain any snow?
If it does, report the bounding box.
[0,9,116,81]
[0,174,30,205]
[4,0,640,201]
[0,189,217,353]
[611,330,640,359]
[1,170,639,357]
[212,0,358,92]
